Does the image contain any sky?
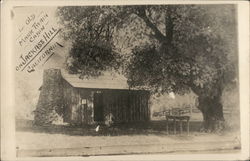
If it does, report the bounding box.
[13,7,71,119]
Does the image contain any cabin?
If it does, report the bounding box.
[35,68,150,125]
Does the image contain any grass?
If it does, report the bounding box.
[16,119,203,136]
[15,119,240,156]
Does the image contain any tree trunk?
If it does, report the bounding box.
[197,94,225,132]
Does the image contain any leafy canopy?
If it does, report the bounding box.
[57,5,237,96]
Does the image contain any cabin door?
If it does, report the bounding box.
[93,92,104,122]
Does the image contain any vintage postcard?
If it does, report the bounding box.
[1,0,249,160]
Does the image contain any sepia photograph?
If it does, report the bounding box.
[1,1,249,160]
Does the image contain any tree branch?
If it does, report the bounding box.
[165,7,174,45]
[134,7,166,42]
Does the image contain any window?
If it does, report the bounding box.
[81,99,87,105]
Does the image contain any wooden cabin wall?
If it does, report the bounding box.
[62,81,150,125]
[102,90,150,123]
[62,79,80,124]
[62,79,74,123]
[62,80,95,125]
[78,89,94,124]
[70,88,80,124]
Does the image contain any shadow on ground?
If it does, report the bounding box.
[16,119,203,136]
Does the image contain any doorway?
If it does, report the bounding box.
[93,92,104,121]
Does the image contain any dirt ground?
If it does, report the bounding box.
[16,119,241,157]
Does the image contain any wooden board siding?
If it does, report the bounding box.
[62,79,74,123]
[102,90,150,123]
[62,77,150,125]
[79,89,94,124]
[37,69,150,125]
[62,79,94,125]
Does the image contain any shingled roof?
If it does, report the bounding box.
[61,70,130,90]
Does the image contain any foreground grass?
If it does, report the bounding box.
[16,119,240,157]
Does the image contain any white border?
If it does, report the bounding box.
[1,1,249,160]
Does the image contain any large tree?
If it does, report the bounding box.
[57,5,238,131]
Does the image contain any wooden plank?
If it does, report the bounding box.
[145,93,147,120]
[105,91,111,121]
[124,92,128,122]
[134,92,136,121]
[125,91,128,122]
[140,94,142,121]
[115,91,118,122]
[136,92,139,121]
[134,92,137,121]
[132,92,135,121]
[128,91,132,122]
[142,93,144,121]
[173,118,176,134]
[118,91,121,122]
[141,92,144,121]
[119,91,122,122]
[121,91,124,122]
[110,92,114,122]
[127,92,130,122]
[136,93,139,121]
[138,93,141,121]
[145,93,148,120]
[122,91,127,122]
[166,117,169,134]
[147,92,150,120]
[114,92,117,122]
[144,92,147,120]
[180,120,183,134]
[117,92,120,123]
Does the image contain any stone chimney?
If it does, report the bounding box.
[34,69,64,125]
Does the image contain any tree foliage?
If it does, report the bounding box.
[57,6,126,77]
[57,5,238,131]
[123,5,237,97]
